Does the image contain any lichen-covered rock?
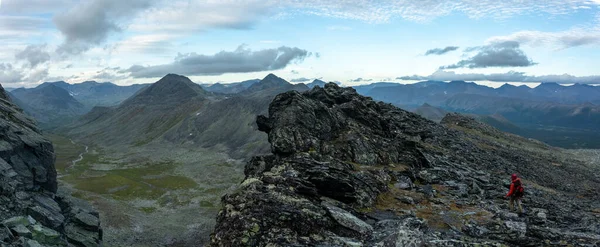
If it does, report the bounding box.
[0,84,103,246]
[211,83,600,246]
[30,224,61,245]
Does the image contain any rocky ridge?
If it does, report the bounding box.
[0,84,102,246]
[211,83,600,246]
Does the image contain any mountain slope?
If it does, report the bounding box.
[10,84,87,127]
[211,83,600,246]
[413,103,448,122]
[163,74,309,158]
[67,74,209,146]
[355,81,600,147]
[67,73,309,156]
[443,93,600,130]
[359,80,600,106]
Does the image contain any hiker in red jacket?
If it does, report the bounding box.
[505,173,524,213]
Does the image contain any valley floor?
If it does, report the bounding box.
[48,134,245,246]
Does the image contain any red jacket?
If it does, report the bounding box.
[506,178,522,197]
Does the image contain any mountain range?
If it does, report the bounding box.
[356,80,600,148]
[66,73,309,158]
[9,84,87,128]
[45,81,148,108]
[356,80,600,106]
[200,79,260,94]
[8,81,148,128]
[5,73,600,245]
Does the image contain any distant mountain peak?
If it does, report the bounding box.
[124,74,205,105]
[536,82,561,88]
[306,79,327,88]
[245,74,291,93]
[263,73,280,81]
[499,83,516,89]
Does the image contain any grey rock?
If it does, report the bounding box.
[0,226,13,241]
[27,205,65,230]
[394,176,413,190]
[11,224,32,238]
[373,217,425,247]
[530,208,547,225]
[65,224,102,247]
[323,202,373,235]
[2,216,34,228]
[499,212,519,221]
[503,221,527,240]
[73,213,99,231]
[396,196,415,205]
[24,238,43,247]
[30,224,61,245]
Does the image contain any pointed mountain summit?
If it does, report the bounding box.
[67,74,210,146]
[124,74,205,106]
[306,79,327,88]
[245,74,299,93]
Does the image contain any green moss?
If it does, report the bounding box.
[199,201,214,208]
[61,157,197,200]
[139,207,157,214]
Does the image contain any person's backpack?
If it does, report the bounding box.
[514,179,524,197]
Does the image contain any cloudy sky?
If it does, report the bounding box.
[1,0,600,87]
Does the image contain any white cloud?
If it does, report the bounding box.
[15,44,51,68]
[110,34,176,54]
[398,70,600,84]
[0,0,75,15]
[0,63,24,83]
[129,0,276,33]
[487,28,600,49]
[125,45,311,78]
[53,0,156,54]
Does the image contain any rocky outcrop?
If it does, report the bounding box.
[211,83,600,246]
[0,84,102,246]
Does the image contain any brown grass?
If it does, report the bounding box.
[374,186,494,231]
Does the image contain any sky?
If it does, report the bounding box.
[1,0,600,87]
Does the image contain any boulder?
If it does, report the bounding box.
[394,176,413,190]
[11,224,32,238]
[65,223,102,247]
[323,202,373,236]
[30,224,61,245]
[27,205,65,230]
[73,212,100,232]
[2,216,35,228]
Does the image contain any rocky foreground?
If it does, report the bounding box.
[211,83,600,246]
[0,84,102,246]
